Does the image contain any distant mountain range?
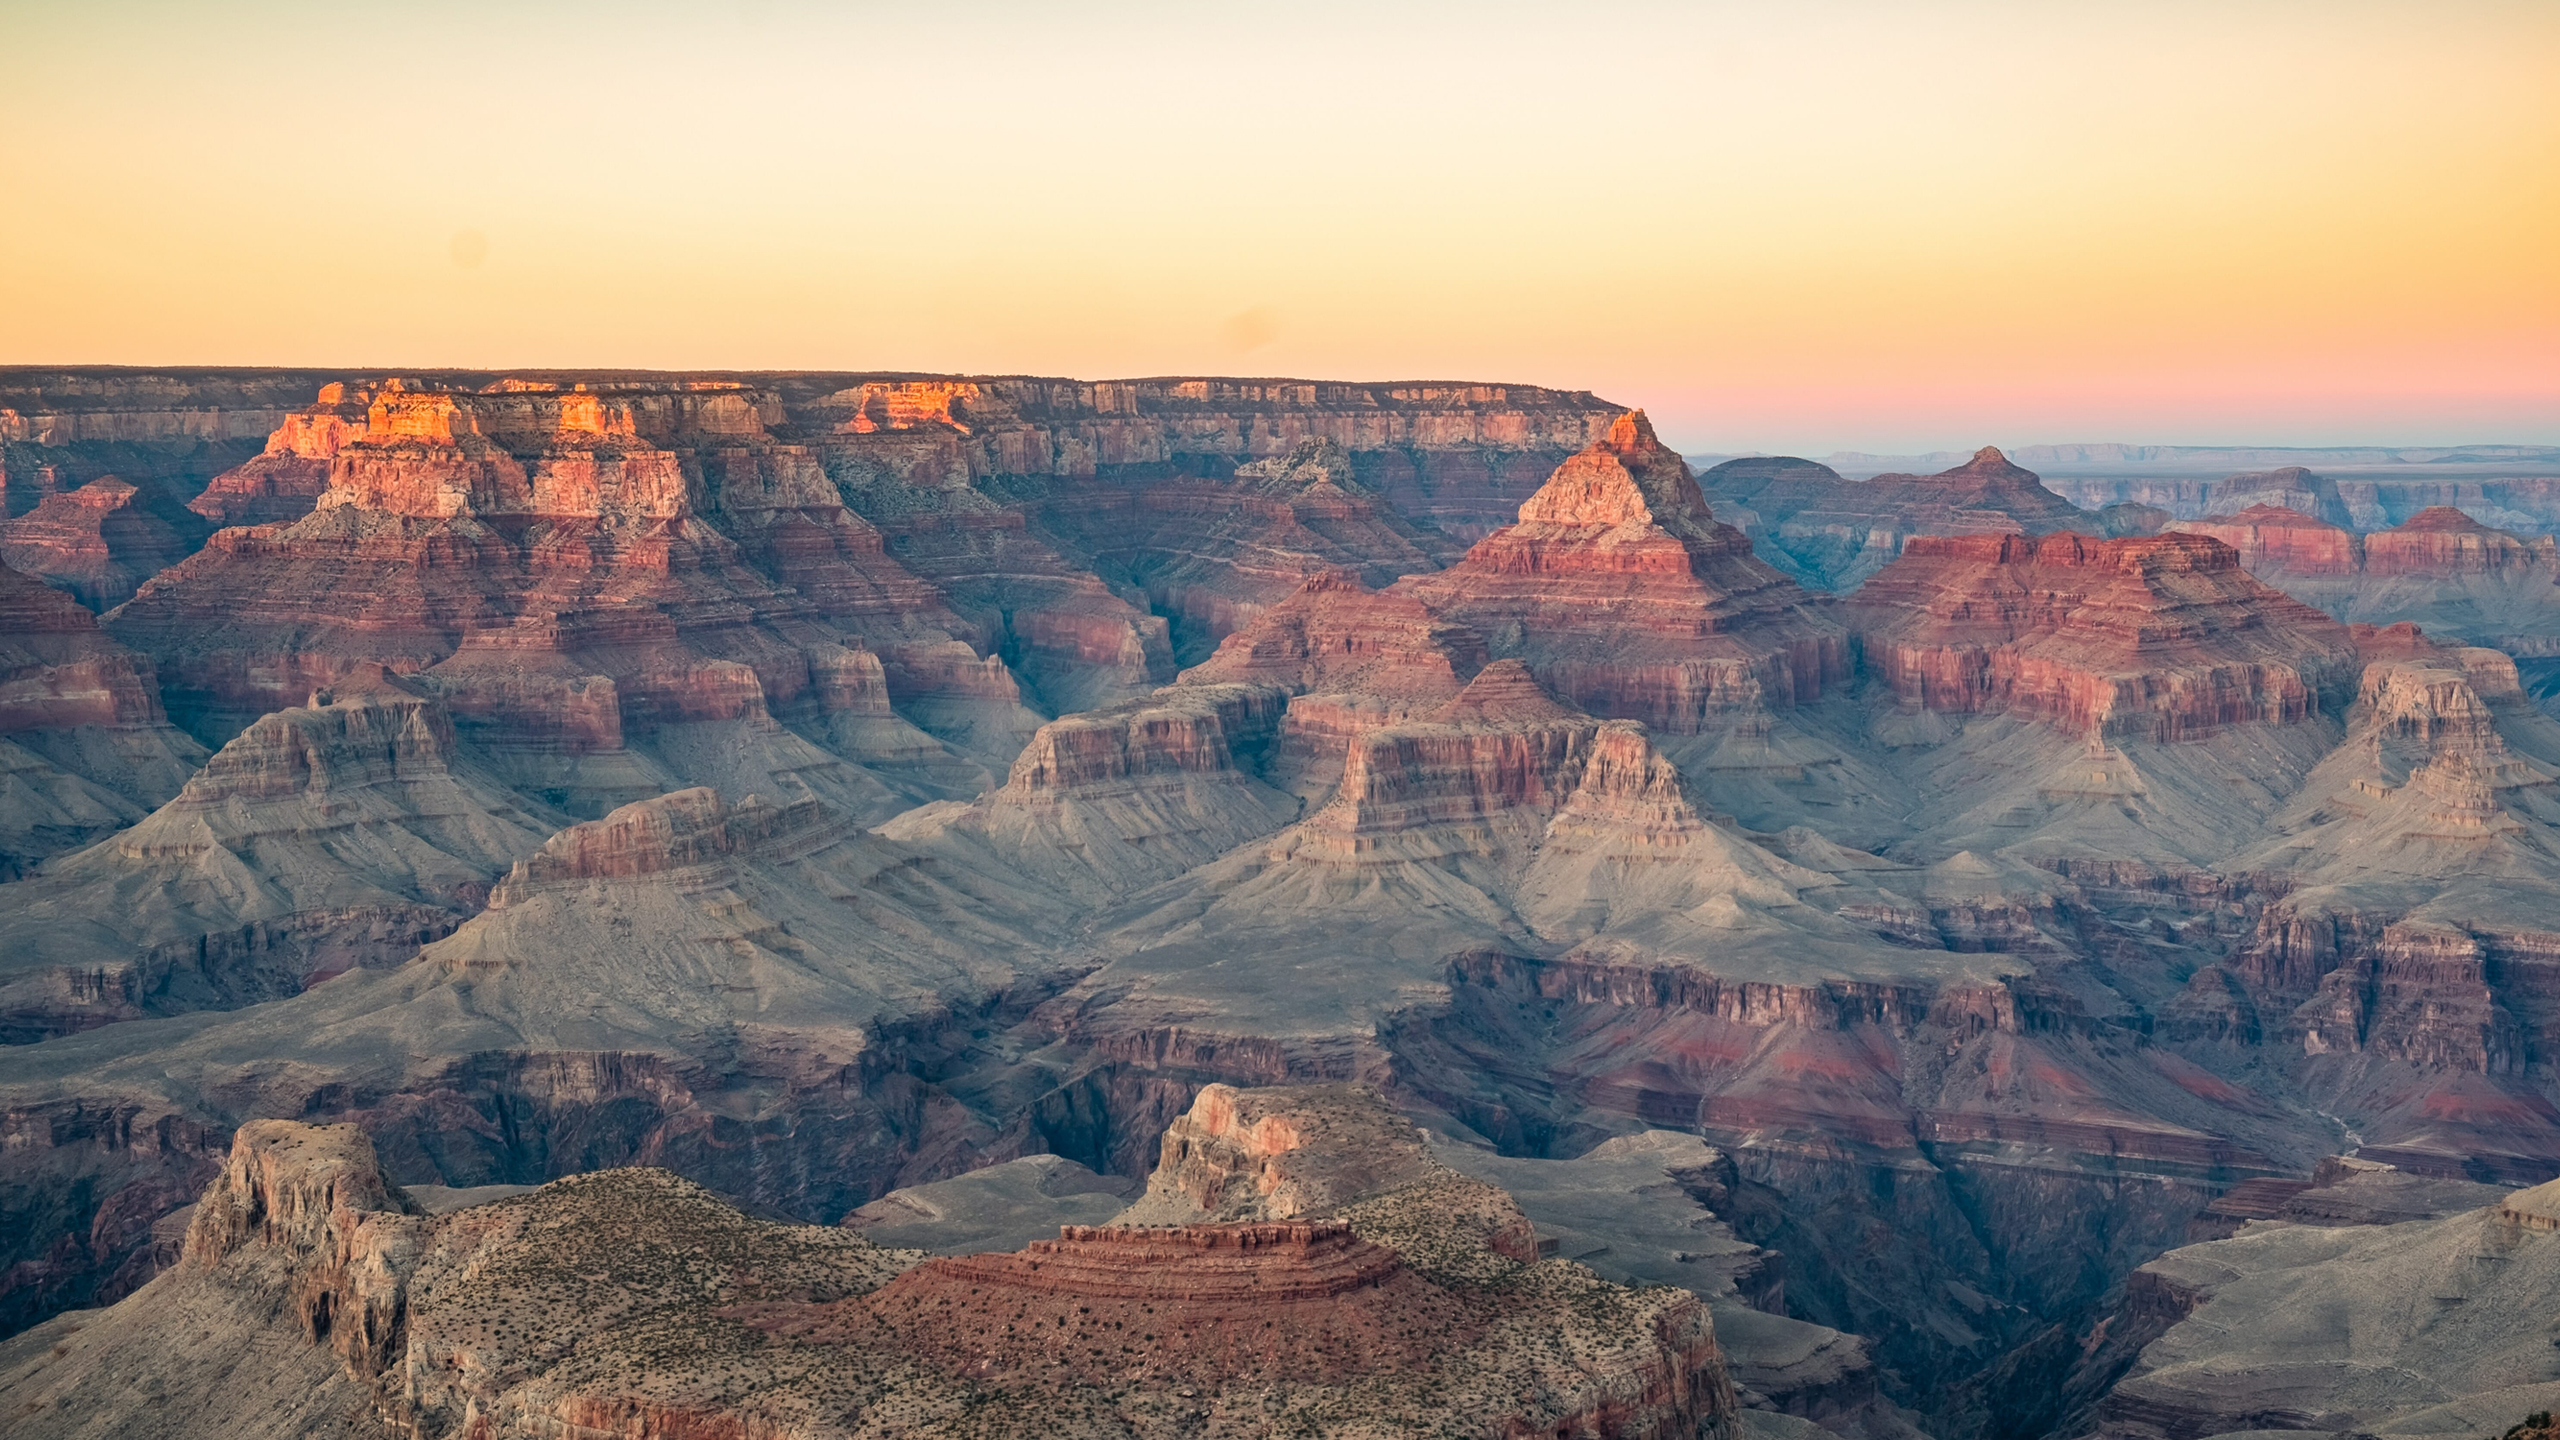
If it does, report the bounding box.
[1688,443,2560,476]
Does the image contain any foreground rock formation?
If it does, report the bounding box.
[0,1107,1744,1439]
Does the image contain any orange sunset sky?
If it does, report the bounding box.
[2,0,2554,453]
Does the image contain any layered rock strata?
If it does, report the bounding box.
[1390,411,1848,733]
[1848,531,2362,742]
[0,1105,1742,1440]
[0,675,551,1040]
[0,476,207,610]
[183,381,374,528]
[0,560,206,877]
[1021,436,1460,663]
[2171,503,2560,650]
[103,377,1005,801]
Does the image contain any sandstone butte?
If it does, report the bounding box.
[1845,529,2363,742]
[0,1104,1745,1440]
[1388,410,1849,734]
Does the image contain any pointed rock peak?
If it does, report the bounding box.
[1932,445,2040,482]
[1516,409,1716,534]
[1603,409,1658,454]
[1433,658,1581,726]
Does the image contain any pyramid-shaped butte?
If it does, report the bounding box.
[1390,410,1846,732]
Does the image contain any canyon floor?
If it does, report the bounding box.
[4,367,2560,1439]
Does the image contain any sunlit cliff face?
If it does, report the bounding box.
[2,1,2555,449]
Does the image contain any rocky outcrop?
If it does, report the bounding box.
[1,1103,1740,1440]
[1115,1082,1466,1227]
[184,382,375,529]
[0,476,207,611]
[1391,412,1848,733]
[2090,1175,2560,1438]
[1849,531,2362,741]
[0,561,206,876]
[0,678,550,1040]
[104,377,1008,803]
[881,682,1299,896]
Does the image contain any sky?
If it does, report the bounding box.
[1,0,2553,454]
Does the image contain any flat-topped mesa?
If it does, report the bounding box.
[1391,412,1848,731]
[999,683,1288,800]
[1850,531,2362,741]
[489,788,735,904]
[891,1219,1405,1304]
[2169,503,2360,573]
[2205,464,2356,527]
[2364,505,2560,576]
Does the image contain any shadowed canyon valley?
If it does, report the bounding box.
[6,367,2560,1440]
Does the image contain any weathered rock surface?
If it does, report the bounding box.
[1848,531,2362,742]
[104,377,1004,808]
[2089,1171,2560,1438]
[0,476,208,611]
[1392,412,1849,734]
[0,561,206,877]
[183,381,373,529]
[0,1102,1742,1439]
[0,676,552,1041]
[1023,436,1460,663]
